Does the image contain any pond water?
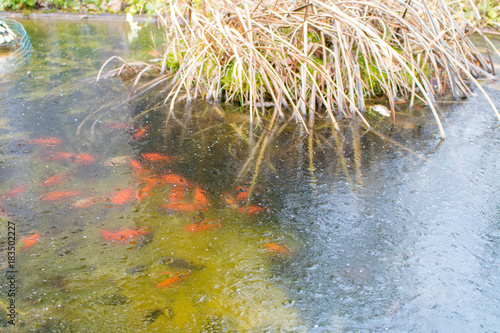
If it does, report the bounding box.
[0,19,499,332]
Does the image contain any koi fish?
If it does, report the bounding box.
[39,190,80,201]
[142,153,175,163]
[160,202,199,213]
[264,243,291,254]
[135,184,154,201]
[134,125,151,140]
[184,219,222,233]
[100,228,149,243]
[160,172,189,187]
[40,174,73,187]
[168,187,185,202]
[110,187,133,205]
[27,136,63,147]
[194,186,209,206]
[19,232,41,250]
[238,205,266,214]
[235,186,249,201]
[75,153,97,164]
[0,185,26,199]
[72,195,106,208]
[156,272,190,289]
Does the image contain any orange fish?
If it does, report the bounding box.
[72,195,106,208]
[194,186,209,206]
[142,153,175,163]
[160,202,199,213]
[110,187,133,205]
[134,125,151,140]
[0,185,27,199]
[40,174,73,187]
[185,219,222,233]
[100,228,149,243]
[135,184,155,201]
[39,190,79,201]
[222,193,238,208]
[264,243,291,254]
[156,272,190,289]
[235,186,250,201]
[27,136,63,147]
[238,205,266,214]
[75,153,97,164]
[160,172,189,187]
[19,232,41,250]
[45,152,75,162]
[168,187,185,202]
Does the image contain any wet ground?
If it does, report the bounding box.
[0,19,499,332]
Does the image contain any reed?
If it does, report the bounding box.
[102,0,500,138]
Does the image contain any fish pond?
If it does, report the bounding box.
[0,19,500,332]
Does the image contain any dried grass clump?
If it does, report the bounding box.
[116,0,500,138]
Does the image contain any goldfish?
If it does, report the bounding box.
[156,272,190,289]
[135,184,154,201]
[160,202,199,213]
[194,186,209,206]
[222,193,238,208]
[184,219,222,233]
[134,125,151,140]
[27,136,63,147]
[40,174,73,187]
[44,152,75,162]
[110,187,133,205]
[264,243,291,254]
[74,153,97,164]
[19,232,41,250]
[238,205,266,214]
[39,190,80,201]
[160,172,189,187]
[72,196,106,208]
[235,186,250,201]
[168,187,185,202]
[0,185,26,199]
[100,228,149,243]
[142,153,175,163]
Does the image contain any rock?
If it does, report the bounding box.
[105,0,124,13]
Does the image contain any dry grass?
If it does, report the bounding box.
[101,0,500,139]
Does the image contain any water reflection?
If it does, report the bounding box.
[0,19,499,332]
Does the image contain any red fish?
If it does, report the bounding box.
[142,153,175,163]
[75,153,97,164]
[39,190,79,201]
[135,184,154,201]
[185,219,222,233]
[27,136,63,147]
[40,174,73,187]
[72,195,106,208]
[238,205,266,214]
[100,228,149,243]
[134,125,151,140]
[156,272,190,289]
[235,186,250,201]
[110,187,133,205]
[160,172,188,187]
[264,243,291,254]
[19,232,41,250]
[168,187,185,202]
[194,186,209,206]
[160,202,199,213]
[0,185,27,199]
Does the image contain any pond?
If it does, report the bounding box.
[0,19,499,332]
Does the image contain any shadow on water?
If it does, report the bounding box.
[0,20,499,332]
